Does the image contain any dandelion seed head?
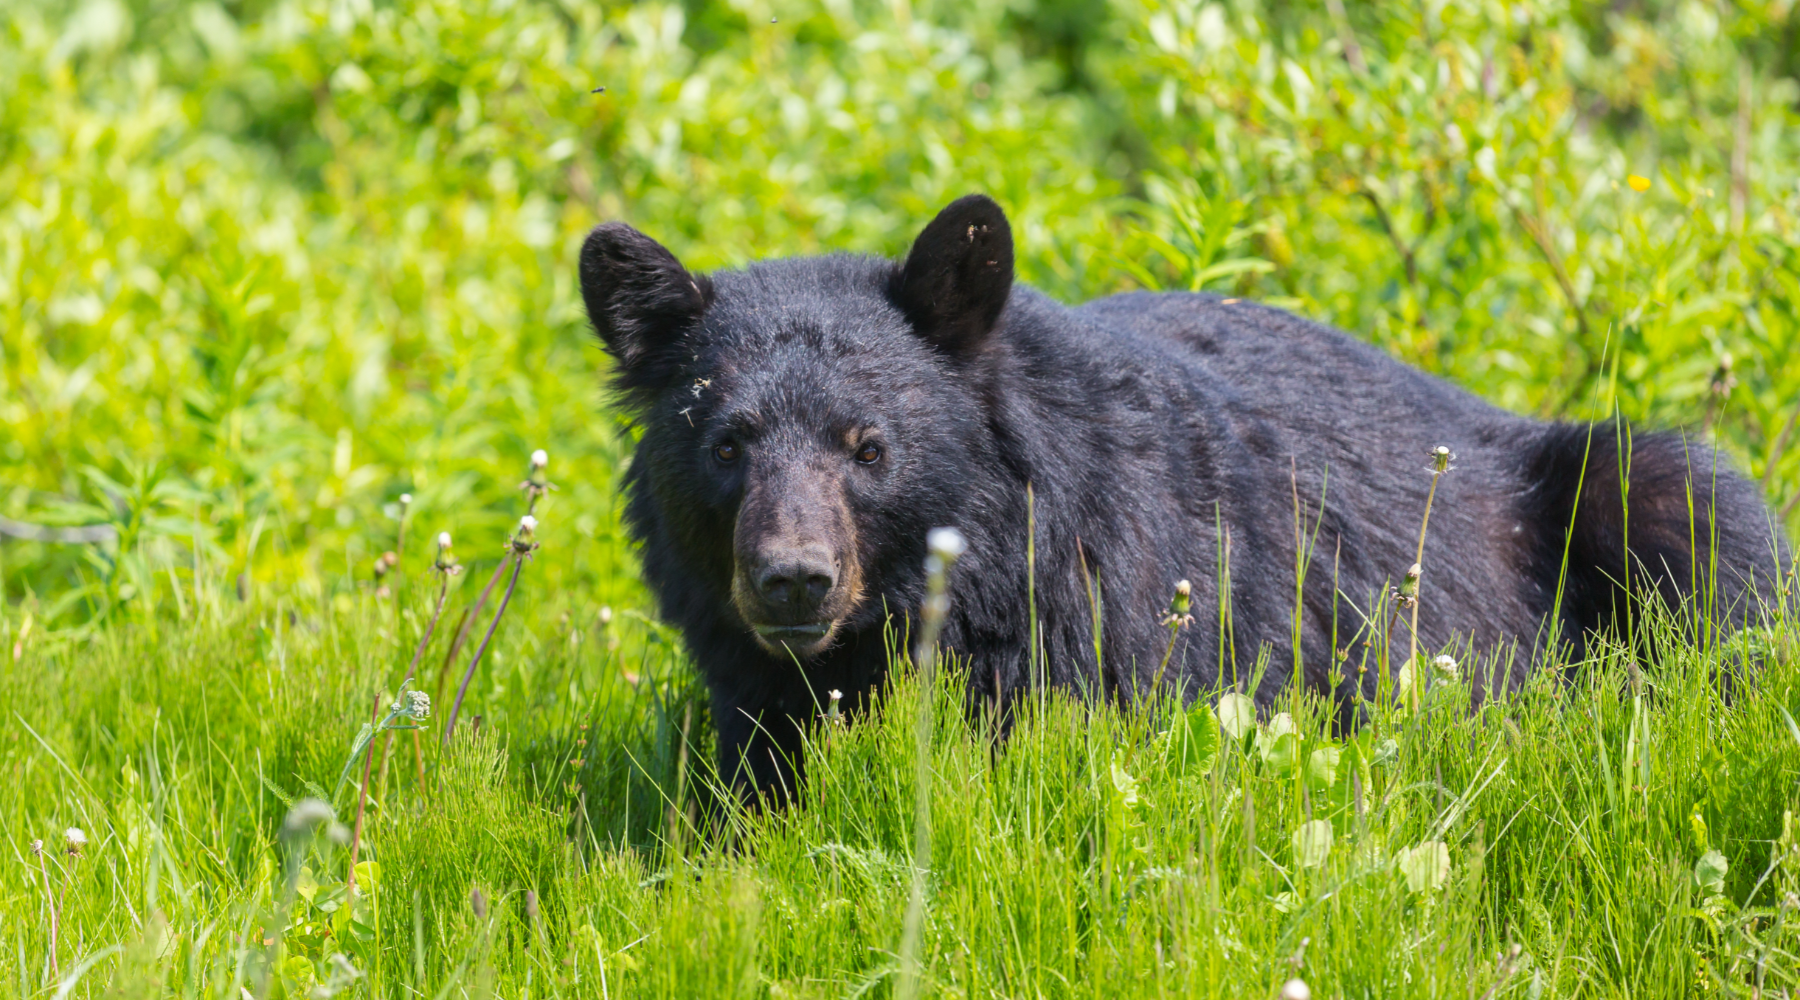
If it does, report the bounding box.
[64,827,86,854]
[1280,979,1311,1000]
[927,526,967,561]
[399,493,412,505]
[530,449,548,470]
[1432,654,1459,681]
[520,515,538,532]
[438,532,452,549]
[281,799,336,841]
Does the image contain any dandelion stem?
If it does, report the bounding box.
[1404,448,1452,710]
[897,527,965,1000]
[433,607,472,712]
[444,552,525,744]
[34,846,57,977]
[347,692,380,898]
[439,561,509,704]
[379,574,452,798]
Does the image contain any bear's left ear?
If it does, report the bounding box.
[579,222,710,389]
[893,194,1014,356]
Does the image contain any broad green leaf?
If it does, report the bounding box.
[1292,819,1332,868]
[1694,849,1728,895]
[1216,693,1256,741]
[1260,732,1301,773]
[1398,842,1450,893]
[1307,746,1341,788]
[1109,759,1140,808]
[1172,705,1220,772]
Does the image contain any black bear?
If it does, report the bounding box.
[579,194,1791,801]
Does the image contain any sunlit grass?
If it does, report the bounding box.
[3,565,1797,996]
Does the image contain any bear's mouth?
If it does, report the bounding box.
[751,621,837,657]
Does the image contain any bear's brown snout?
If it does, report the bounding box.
[730,459,863,658]
[749,547,836,621]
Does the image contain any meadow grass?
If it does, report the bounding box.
[3,555,1798,997]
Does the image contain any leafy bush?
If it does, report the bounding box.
[3,2,1800,995]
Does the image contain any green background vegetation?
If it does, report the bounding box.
[2,0,1799,995]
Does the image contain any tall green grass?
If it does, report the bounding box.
[2,568,1797,996]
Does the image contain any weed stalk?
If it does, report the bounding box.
[896,526,967,1000]
[1401,446,1453,710]
[1154,579,1193,691]
[346,692,380,897]
[31,839,56,977]
[437,450,551,707]
[444,516,540,744]
[378,532,459,798]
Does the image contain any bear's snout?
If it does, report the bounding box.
[750,546,837,621]
[729,465,864,658]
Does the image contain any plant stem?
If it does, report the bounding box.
[897,533,962,1000]
[379,576,452,798]
[347,693,380,898]
[439,560,510,706]
[1155,629,1179,690]
[37,850,58,977]
[433,607,472,712]
[1405,463,1449,710]
[444,552,524,745]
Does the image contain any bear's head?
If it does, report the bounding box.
[579,196,1013,659]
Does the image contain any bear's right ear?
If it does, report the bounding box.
[579,223,710,387]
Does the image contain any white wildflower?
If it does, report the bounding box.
[926,526,967,561]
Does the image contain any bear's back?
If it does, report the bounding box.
[1068,290,1513,436]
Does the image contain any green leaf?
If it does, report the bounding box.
[1216,693,1256,741]
[1398,841,1450,893]
[295,865,320,904]
[1109,758,1140,808]
[1307,745,1342,788]
[1260,732,1301,774]
[1694,849,1728,895]
[1171,704,1220,772]
[1292,819,1333,868]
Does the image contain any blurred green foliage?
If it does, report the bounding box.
[3,0,1796,624]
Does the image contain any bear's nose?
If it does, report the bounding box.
[753,550,836,620]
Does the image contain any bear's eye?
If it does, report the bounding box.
[854,442,882,465]
[713,441,740,464]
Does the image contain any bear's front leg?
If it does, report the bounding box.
[711,683,810,807]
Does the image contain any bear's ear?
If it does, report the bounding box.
[579,223,710,387]
[893,194,1014,356]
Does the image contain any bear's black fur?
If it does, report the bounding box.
[580,195,1791,802]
